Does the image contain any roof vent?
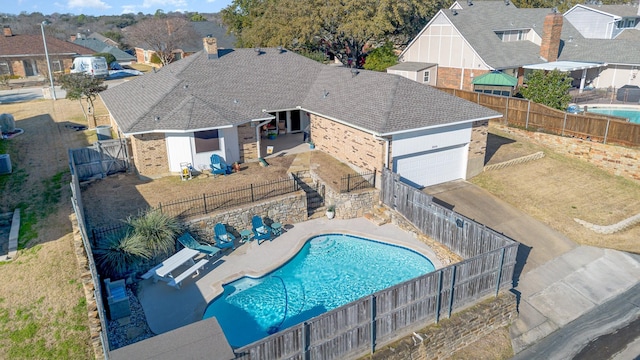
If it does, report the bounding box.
[467,0,473,6]
[254,47,263,55]
[322,89,329,98]
[277,45,284,53]
[452,9,458,15]
[351,68,359,77]
[154,116,160,121]
[183,84,188,89]
[505,0,510,5]
[568,35,573,42]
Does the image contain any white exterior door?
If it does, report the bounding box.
[395,144,467,187]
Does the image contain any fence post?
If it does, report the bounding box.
[505,97,509,125]
[562,112,567,136]
[158,203,162,214]
[203,194,207,214]
[604,119,610,144]
[436,269,443,324]
[302,322,310,360]
[495,248,506,297]
[373,168,377,188]
[448,265,456,318]
[347,174,351,192]
[525,100,531,129]
[250,184,255,202]
[370,295,377,354]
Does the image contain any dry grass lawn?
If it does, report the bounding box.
[0,98,98,359]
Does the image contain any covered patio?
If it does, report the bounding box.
[523,61,606,94]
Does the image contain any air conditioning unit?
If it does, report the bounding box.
[0,154,12,175]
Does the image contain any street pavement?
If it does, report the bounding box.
[0,77,129,104]
[424,180,640,359]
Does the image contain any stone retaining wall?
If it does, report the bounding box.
[307,170,379,220]
[369,291,517,360]
[188,191,308,236]
[494,124,640,182]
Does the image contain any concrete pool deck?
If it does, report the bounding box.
[137,217,442,335]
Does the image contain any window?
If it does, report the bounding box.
[423,70,430,83]
[194,130,220,153]
[52,60,62,73]
[0,62,10,75]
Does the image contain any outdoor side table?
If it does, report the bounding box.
[271,222,282,236]
[240,229,253,243]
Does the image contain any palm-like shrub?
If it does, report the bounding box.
[94,232,152,279]
[126,209,183,257]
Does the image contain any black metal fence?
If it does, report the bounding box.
[156,178,300,218]
[340,169,376,193]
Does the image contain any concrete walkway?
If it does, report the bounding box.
[138,217,442,335]
[424,180,640,356]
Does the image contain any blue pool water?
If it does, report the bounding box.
[586,107,640,124]
[202,233,435,348]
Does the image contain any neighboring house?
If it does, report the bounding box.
[132,21,236,66]
[564,3,640,39]
[86,32,120,48]
[100,38,502,188]
[72,37,136,66]
[396,1,640,93]
[0,25,93,78]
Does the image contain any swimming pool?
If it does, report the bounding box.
[585,106,640,124]
[202,233,435,347]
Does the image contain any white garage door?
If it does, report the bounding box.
[395,144,467,188]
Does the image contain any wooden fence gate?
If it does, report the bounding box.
[69,139,129,181]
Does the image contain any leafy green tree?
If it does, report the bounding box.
[102,30,123,43]
[94,52,116,67]
[190,12,207,21]
[363,42,397,71]
[221,0,439,67]
[520,69,573,110]
[58,73,108,120]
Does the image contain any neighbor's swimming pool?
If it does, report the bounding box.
[586,107,640,124]
[202,233,435,348]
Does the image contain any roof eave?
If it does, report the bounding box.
[379,114,502,137]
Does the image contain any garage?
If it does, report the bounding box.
[394,144,468,188]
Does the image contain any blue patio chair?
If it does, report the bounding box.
[251,215,272,244]
[214,223,236,250]
[210,154,232,176]
[177,232,221,258]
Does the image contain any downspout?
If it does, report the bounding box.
[373,135,390,170]
[255,120,272,158]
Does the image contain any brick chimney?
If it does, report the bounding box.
[203,37,218,59]
[70,34,77,42]
[540,12,563,62]
[3,26,12,37]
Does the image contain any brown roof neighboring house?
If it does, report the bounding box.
[0,25,94,77]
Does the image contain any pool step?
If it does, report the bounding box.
[364,205,391,226]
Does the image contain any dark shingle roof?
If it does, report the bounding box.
[100,48,500,135]
[0,33,93,57]
[73,38,136,62]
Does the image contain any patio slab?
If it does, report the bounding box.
[138,217,442,335]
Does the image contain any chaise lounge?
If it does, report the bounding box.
[177,232,221,258]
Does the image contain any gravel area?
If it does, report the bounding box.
[106,286,154,351]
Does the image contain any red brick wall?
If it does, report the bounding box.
[310,114,385,173]
[437,67,489,91]
[130,133,169,179]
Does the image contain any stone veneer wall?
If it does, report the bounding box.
[467,120,490,179]
[436,67,489,92]
[310,114,385,173]
[369,291,517,360]
[130,133,169,179]
[188,192,308,237]
[495,124,640,182]
[237,123,258,162]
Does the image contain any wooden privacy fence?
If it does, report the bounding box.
[233,169,518,360]
[438,88,640,147]
[69,139,129,181]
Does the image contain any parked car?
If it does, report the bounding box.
[70,56,109,78]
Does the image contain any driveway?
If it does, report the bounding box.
[423,180,640,357]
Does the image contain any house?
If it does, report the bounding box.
[72,37,136,66]
[0,26,93,78]
[396,1,640,93]
[131,21,236,66]
[564,3,640,39]
[99,38,502,188]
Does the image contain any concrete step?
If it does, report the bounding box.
[364,205,391,226]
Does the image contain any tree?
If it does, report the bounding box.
[189,12,207,22]
[94,52,116,67]
[221,0,439,67]
[520,70,573,110]
[57,73,108,121]
[363,42,397,71]
[125,16,198,66]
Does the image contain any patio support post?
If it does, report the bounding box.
[579,69,587,94]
